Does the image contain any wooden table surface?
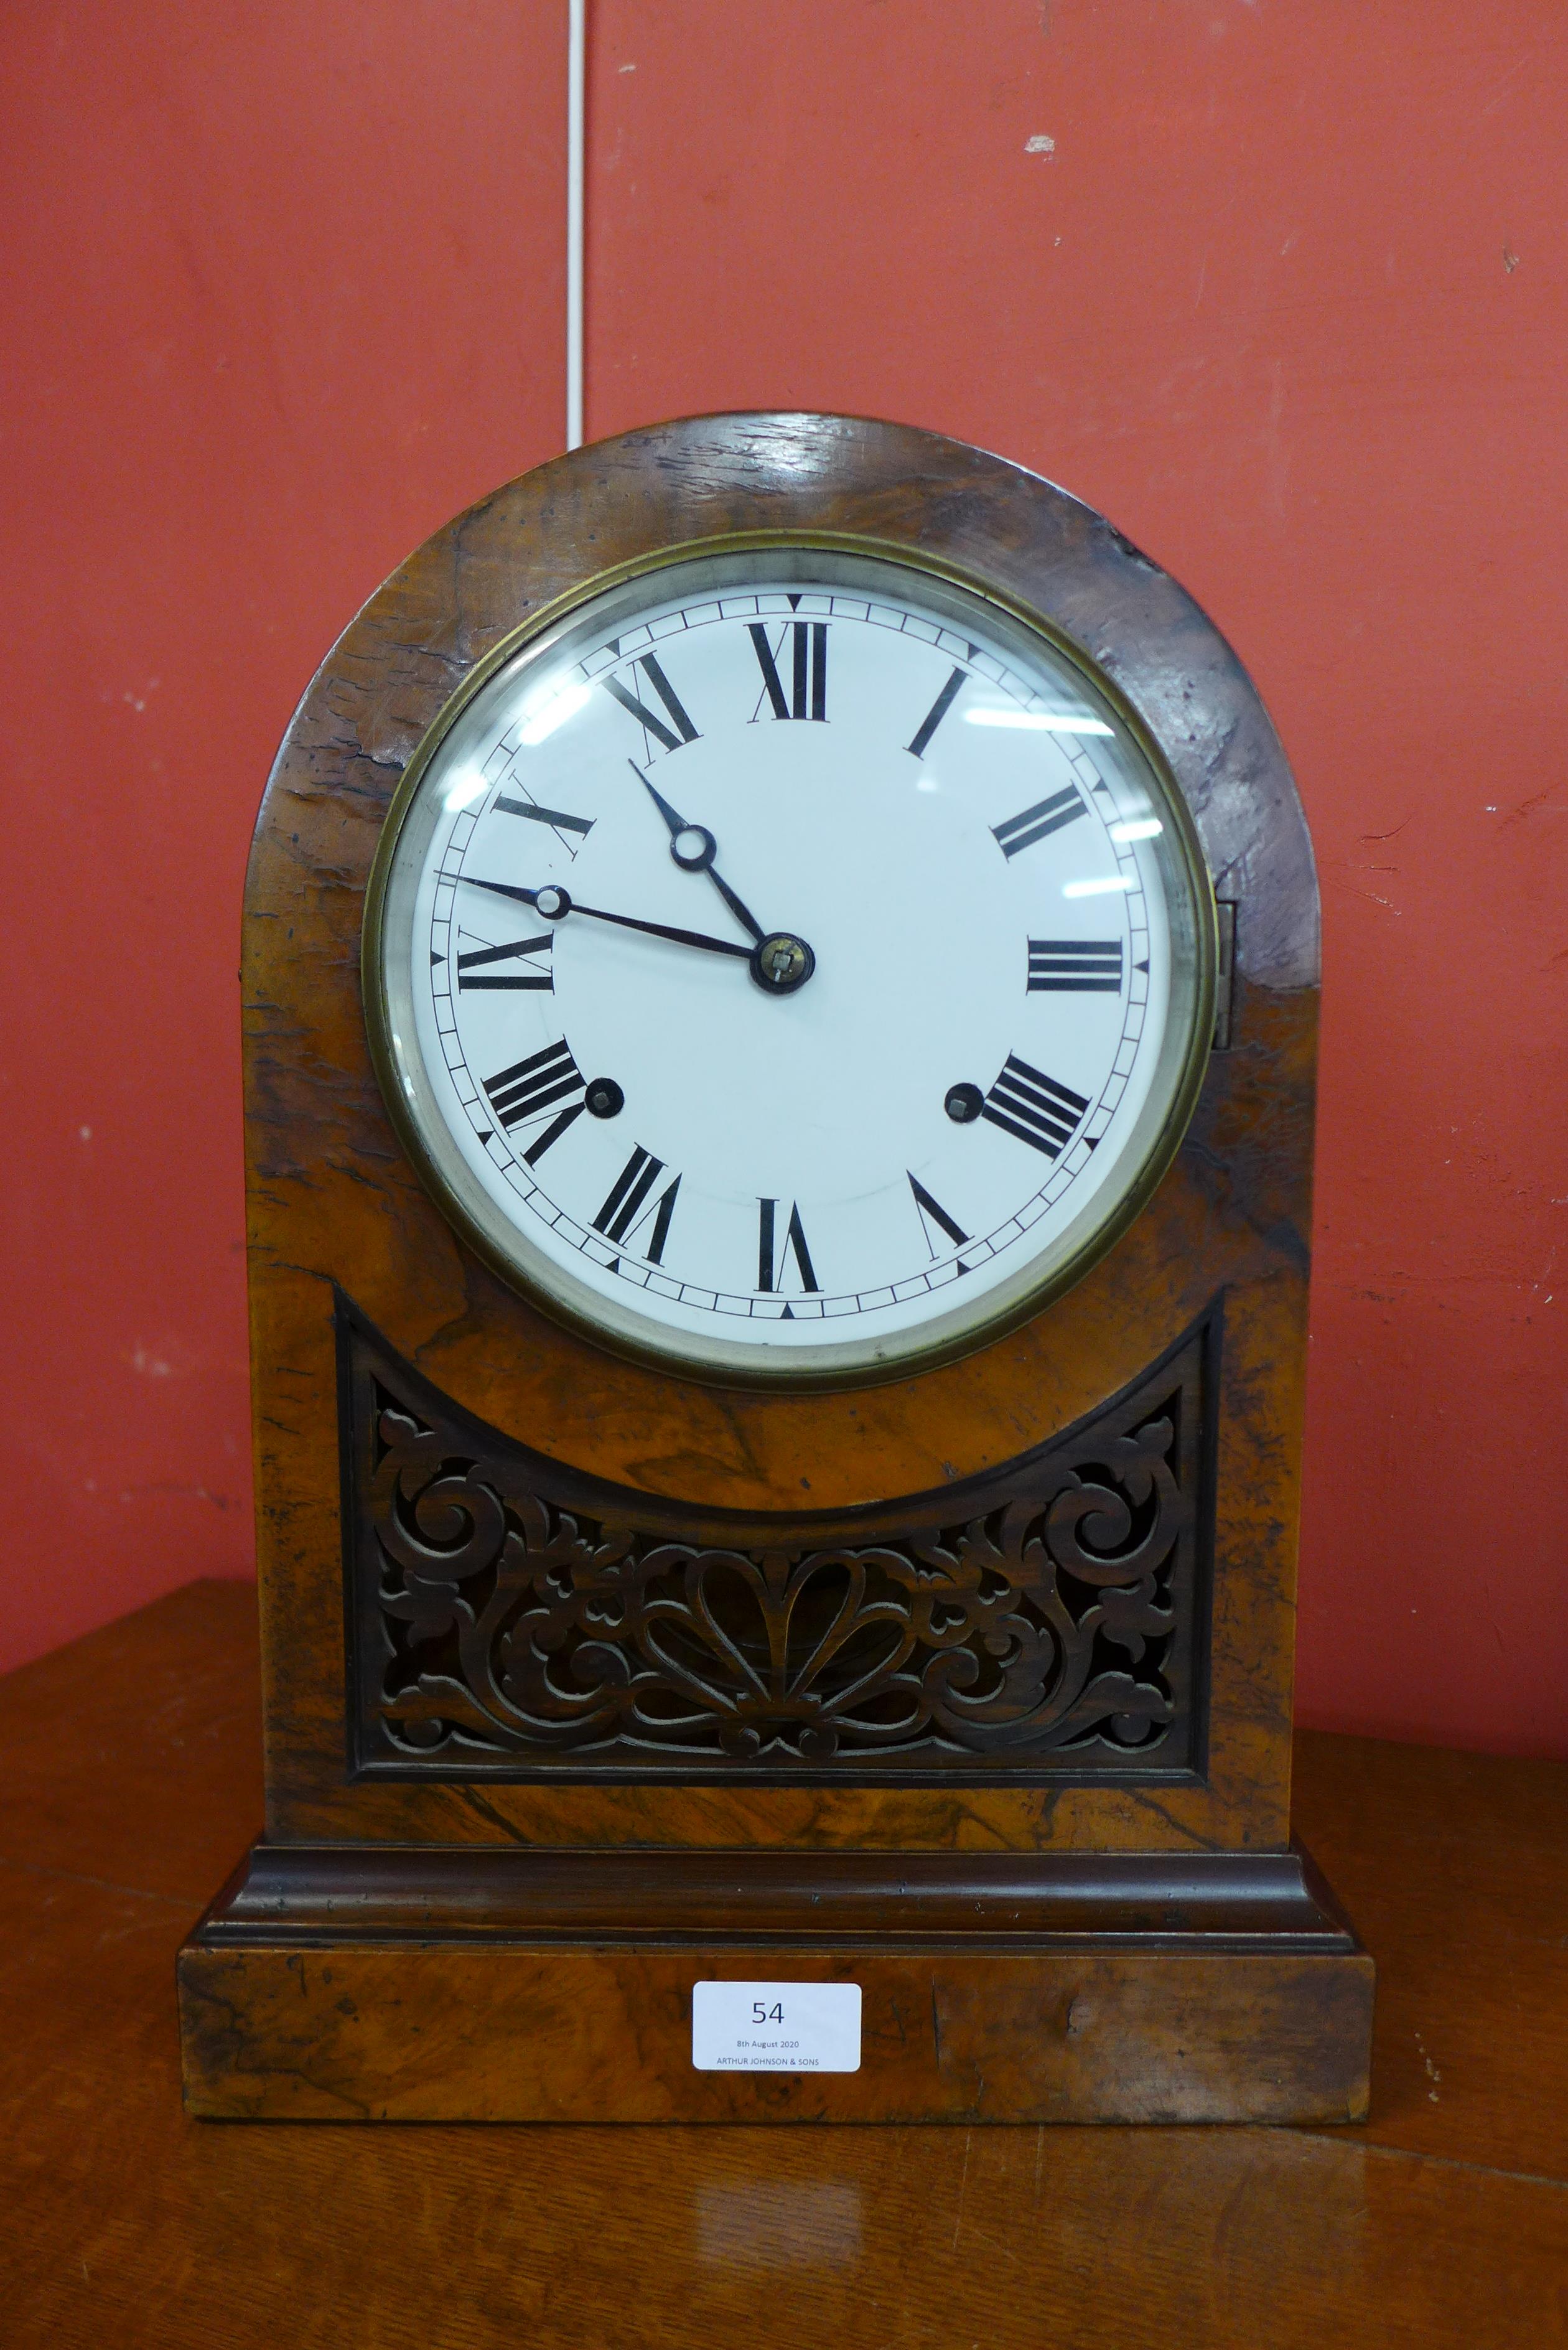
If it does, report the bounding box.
[2,1581,1564,2348]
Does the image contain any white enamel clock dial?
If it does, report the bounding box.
[368,547,1213,1385]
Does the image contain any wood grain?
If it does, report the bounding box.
[179,1939,1372,2125]
[3,1585,1566,2349]
[339,1283,1216,1781]
[1295,1726,1568,2179]
[177,1837,1372,2125]
[0,1578,262,1899]
[241,414,1318,1858]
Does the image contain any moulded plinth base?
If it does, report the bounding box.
[177,1842,1373,2124]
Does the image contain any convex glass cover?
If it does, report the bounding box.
[366,546,1215,1383]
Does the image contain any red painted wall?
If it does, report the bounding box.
[0,1,567,1664]
[3,2,1564,1756]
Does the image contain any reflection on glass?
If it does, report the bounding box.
[518,678,592,745]
[442,769,490,813]
[966,708,1113,736]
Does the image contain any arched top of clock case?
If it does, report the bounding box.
[244,413,1317,1515]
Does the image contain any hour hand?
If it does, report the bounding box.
[628,759,765,944]
[632,762,693,850]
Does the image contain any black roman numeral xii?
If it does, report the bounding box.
[749,620,828,722]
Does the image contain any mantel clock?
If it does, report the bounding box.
[179,415,1372,2123]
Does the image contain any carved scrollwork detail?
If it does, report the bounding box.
[339,1294,1214,1778]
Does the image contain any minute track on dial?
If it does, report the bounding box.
[390,543,1194,1384]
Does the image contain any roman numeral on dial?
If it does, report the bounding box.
[907,665,966,759]
[458,932,554,991]
[992,787,1086,858]
[493,795,594,844]
[749,620,828,722]
[758,1197,819,1292]
[908,1173,968,1254]
[602,654,700,754]
[483,1040,586,1163]
[1027,938,1124,993]
[594,1146,681,1263]
[982,1055,1091,1158]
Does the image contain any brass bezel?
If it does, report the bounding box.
[363,528,1218,1391]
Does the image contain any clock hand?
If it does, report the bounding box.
[459,875,752,960]
[458,876,540,907]
[627,759,766,945]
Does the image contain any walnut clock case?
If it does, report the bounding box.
[179,414,1373,2124]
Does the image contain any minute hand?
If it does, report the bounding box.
[460,876,752,960]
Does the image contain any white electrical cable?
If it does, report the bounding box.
[566,0,586,449]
